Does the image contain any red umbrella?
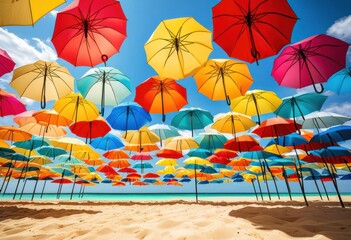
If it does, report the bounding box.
[208,155,230,165]
[118,167,137,173]
[96,165,117,175]
[0,89,26,117]
[52,0,127,67]
[214,148,238,159]
[0,48,15,77]
[212,0,297,64]
[69,117,111,143]
[143,173,160,178]
[224,135,260,152]
[251,117,301,138]
[156,149,183,159]
[135,76,188,122]
[272,34,349,93]
[131,152,152,161]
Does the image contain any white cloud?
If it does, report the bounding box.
[327,15,351,62]
[0,28,57,67]
[50,10,58,17]
[323,102,351,117]
[21,97,35,106]
[296,85,334,96]
[0,74,11,89]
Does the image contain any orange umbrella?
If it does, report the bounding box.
[0,126,32,142]
[20,122,66,138]
[13,110,38,127]
[108,159,131,168]
[33,110,72,127]
[103,149,130,160]
[135,76,188,122]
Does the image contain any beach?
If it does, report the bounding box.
[1,197,351,240]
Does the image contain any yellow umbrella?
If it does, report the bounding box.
[11,60,74,108]
[124,143,159,153]
[230,89,282,124]
[0,140,9,148]
[194,59,253,105]
[53,93,99,123]
[264,144,291,155]
[183,157,211,166]
[156,158,178,167]
[73,149,101,161]
[164,136,199,152]
[157,166,177,175]
[12,147,37,156]
[211,112,256,137]
[0,0,65,26]
[122,126,160,152]
[51,137,87,156]
[29,156,53,165]
[145,17,213,80]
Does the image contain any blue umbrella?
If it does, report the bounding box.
[106,102,152,134]
[90,133,124,151]
[310,125,351,145]
[194,132,227,152]
[36,146,67,160]
[326,67,351,94]
[187,149,211,158]
[133,162,153,169]
[14,136,49,156]
[200,166,217,174]
[77,67,131,116]
[171,108,213,137]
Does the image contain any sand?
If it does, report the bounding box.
[1,197,351,240]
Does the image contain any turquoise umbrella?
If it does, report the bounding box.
[274,92,327,130]
[149,124,180,146]
[326,67,351,94]
[133,162,153,169]
[301,111,351,130]
[78,67,131,116]
[194,132,227,152]
[187,149,211,158]
[37,146,67,160]
[171,108,213,137]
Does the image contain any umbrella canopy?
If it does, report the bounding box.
[90,134,124,151]
[103,149,129,160]
[156,149,183,159]
[20,122,66,138]
[145,17,213,79]
[252,117,301,138]
[194,132,227,152]
[156,158,178,167]
[212,0,297,64]
[122,126,160,152]
[0,48,15,77]
[187,149,212,158]
[13,110,37,127]
[211,112,256,138]
[0,89,26,117]
[11,60,74,109]
[149,124,180,146]
[51,137,87,156]
[164,136,200,152]
[326,67,351,94]
[78,67,131,116]
[0,0,65,26]
[37,146,66,159]
[33,110,72,127]
[230,90,282,124]
[224,135,260,152]
[53,93,99,123]
[135,76,188,122]
[171,108,214,137]
[52,0,127,67]
[272,34,349,93]
[301,111,351,130]
[194,59,253,105]
[69,117,111,142]
[106,102,152,133]
[0,126,32,142]
[275,93,327,121]
[310,125,351,145]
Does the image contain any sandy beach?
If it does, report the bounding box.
[1,197,351,240]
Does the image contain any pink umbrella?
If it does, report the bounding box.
[0,89,26,117]
[0,48,15,77]
[271,34,349,93]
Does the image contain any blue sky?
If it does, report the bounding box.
[0,0,351,194]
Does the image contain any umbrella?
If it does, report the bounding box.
[156,158,178,167]
[171,108,213,137]
[271,34,349,93]
[33,110,72,127]
[122,126,160,152]
[77,67,131,116]
[106,102,152,134]
[69,117,111,143]
[230,90,282,124]
[0,0,65,26]
[103,149,130,160]
[252,117,301,138]
[52,0,127,67]
[193,59,253,105]
[194,132,227,152]
[211,112,256,138]
[149,124,180,146]
[144,17,213,80]
[224,135,260,152]
[124,143,159,153]
[310,125,351,146]
[0,126,32,142]
[275,93,327,129]
[90,134,124,151]
[36,146,66,160]
[135,76,188,122]
[11,60,74,108]
[164,136,199,152]
[51,137,87,160]
[0,89,26,117]
[212,0,297,64]
[20,122,66,139]
[13,110,37,127]
[0,48,15,77]
[187,149,212,158]
[156,149,183,159]
[326,67,351,94]
[108,159,130,168]
[53,93,99,123]
[301,111,351,130]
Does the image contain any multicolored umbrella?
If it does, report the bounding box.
[11,60,74,108]
[0,0,65,26]
[212,0,297,64]
[52,0,127,66]
[144,17,213,79]
[272,34,349,93]
[135,76,188,122]
[230,90,282,124]
[326,67,351,94]
[0,89,26,117]
[171,108,213,137]
[77,67,131,116]
[0,48,15,77]
[193,59,253,105]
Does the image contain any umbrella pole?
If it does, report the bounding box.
[78,185,83,198]
[0,161,13,193]
[219,68,231,105]
[160,82,166,122]
[2,170,13,196]
[81,186,86,198]
[320,179,330,201]
[258,159,271,200]
[343,160,351,172]
[40,180,47,199]
[100,71,106,116]
[293,146,309,206]
[251,94,261,125]
[231,115,236,139]
[321,158,344,208]
[291,98,302,134]
[264,159,280,199]
[19,179,28,200]
[194,162,198,203]
[57,172,65,199]
[40,64,48,109]
[282,166,293,201]
[256,177,264,201]
[300,53,324,94]
[251,179,258,201]
[310,170,323,200]
[31,173,40,201]
[13,160,28,199]
[70,175,77,200]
